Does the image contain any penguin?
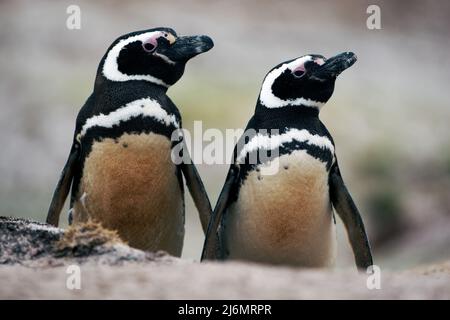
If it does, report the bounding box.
[202,52,373,269]
[46,27,214,257]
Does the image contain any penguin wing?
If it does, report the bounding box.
[329,161,373,270]
[46,143,79,226]
[181,161,212,234]
[201,165,239,261]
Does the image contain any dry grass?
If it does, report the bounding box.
[56,220,124,253]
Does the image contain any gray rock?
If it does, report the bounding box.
[0,216,176,267]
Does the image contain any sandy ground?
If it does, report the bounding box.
[1,217,449,299]
[1,261,450,299]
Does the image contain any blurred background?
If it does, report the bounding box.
[0,0,449,269]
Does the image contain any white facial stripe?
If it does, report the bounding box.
[259,56,324,109]
[80,98,179,137]
[154,52,176,65]
[236,128,334,164]
[102,31,170,87]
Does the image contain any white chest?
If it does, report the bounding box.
[73,132,184,256]
[223,150,336,267]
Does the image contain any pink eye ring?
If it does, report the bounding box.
[142,37,158,53]
[292,65,306,78]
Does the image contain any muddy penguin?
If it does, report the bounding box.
[202,52,373,269]
[47,28,213,256]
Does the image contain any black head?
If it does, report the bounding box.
[259,52,357,110]
[99,27,214,88]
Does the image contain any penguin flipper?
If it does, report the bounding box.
[329,162,373,270]
[201,165,238,261]
[181,162,212,234]
[46,144,79,226]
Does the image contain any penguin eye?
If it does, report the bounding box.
[292,69,305,78]
[142,40,157,53]
[142,36,159,52]
[292,64,306,79]
[292,65,306,78]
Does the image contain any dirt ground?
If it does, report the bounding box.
[1,217,449,299]
[2,260,450,299]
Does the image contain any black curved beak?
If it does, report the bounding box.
[313,52,357,80]
[168,35,214,61]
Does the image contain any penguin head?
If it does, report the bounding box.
[99,27,214,88]
[258,52,357,110]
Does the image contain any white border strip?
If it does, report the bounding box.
[80,98,179,137]
[236,128,334,163]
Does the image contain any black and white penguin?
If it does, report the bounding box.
[47,27,213,256]
[202,52,373,269]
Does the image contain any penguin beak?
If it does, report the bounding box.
[313,52,357,80]
[166,35,214,61]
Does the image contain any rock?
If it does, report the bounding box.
[0,216,175,267]
[0,216,63,265]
